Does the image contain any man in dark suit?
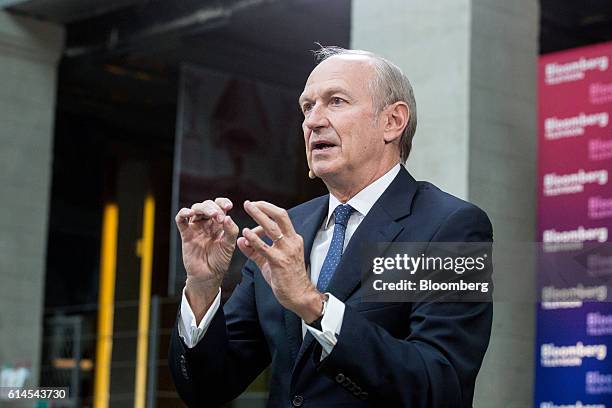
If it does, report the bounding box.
[169,46,493,407]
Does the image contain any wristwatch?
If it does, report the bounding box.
[307,294,329,331]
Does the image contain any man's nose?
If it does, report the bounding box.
[303,105,329,130]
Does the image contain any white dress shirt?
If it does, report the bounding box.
[179,163,402,359]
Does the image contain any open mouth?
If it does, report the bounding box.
[312,142,336,151]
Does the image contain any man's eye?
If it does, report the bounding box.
[302,103,312,113]
[331,97,345,105]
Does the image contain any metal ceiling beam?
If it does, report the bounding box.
[64,0,277,59]
[6,0,148,23]
[0,0,28,8]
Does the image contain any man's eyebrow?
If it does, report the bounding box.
[298,87,353,107]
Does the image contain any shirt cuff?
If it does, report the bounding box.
[305,294,345,359]
[178,287,221,348]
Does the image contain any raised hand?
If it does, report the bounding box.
[175,197,239,321]
[237,200,325,323]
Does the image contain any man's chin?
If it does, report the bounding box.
[311,164,337,179]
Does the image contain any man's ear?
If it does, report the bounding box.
[383,102,409,144]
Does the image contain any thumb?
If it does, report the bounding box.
[221,215,239,246]
[237,237,271,285]
[237,237,267,269]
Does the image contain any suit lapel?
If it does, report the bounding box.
[291,169,419,373]
[326,169,418,303]
[284,196,328,363]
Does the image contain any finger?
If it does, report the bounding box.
[242,227,272,257]
[244,201,283,241]
[175,208,194,233]
[214,197,233,212]
[191,200,225,222]
[251,201,294,234]
[242,230,273,251]
[237,237,269,277]
[237,236,256,259]
[249,226,282,247]
[249,226,283,246]
[250,225,266,238]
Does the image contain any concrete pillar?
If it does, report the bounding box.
[351,1,538,406]
[468,2,538,407]
[352,0,473,197]
[0,9,64,390]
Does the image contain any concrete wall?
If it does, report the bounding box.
[351,0,472,198]
[351,0,538,406]
[469,1,538,406]
[0,9,63,390]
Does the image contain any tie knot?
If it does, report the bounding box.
[333,204,354,228]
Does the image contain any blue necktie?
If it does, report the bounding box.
[317,204,355,292]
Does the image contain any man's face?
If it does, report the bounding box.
[299,56,384,182]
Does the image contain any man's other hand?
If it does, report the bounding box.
[238,200,325,323]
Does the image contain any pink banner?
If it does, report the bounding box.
[536,41,612,405]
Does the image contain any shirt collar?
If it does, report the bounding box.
[324,163,402,228]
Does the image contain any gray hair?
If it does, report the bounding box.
[312,45,417,162]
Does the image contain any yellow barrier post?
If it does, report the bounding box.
[134,194,155,408]
[93,203,119,408]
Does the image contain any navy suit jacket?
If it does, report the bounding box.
[169,169,493,407]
